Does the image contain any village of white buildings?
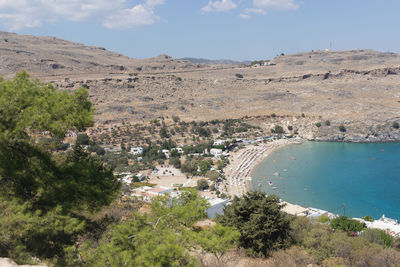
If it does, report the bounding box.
[61,119,400,238]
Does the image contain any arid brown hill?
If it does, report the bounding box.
[1,30,400,138]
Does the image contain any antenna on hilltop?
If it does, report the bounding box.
[330,41,332,50]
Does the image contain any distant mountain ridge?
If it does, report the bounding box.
[180,57,251,65]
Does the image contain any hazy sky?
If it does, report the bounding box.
[0,0,399,61]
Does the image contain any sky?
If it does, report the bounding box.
[0,0,399,61]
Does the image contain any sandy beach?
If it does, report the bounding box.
[222,138,302,197]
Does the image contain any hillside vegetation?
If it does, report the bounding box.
[1,73,400,266]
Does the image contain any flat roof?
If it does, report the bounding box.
[208,198,228,206]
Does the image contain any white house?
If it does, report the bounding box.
[213,139,226,146]
[120,173,134,184]
[136,173,146,181]
[162,149,170,159]
[207,198,229,218]
[210,148,223,157]
[131,147,143,155]
[131,186,174,202]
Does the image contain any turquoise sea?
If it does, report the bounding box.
[251,142,400,220]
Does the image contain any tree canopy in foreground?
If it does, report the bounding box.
[0,72,120,264]
[79,192,239,266]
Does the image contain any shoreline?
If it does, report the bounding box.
[223,138,303,197]
[223,139,400,237]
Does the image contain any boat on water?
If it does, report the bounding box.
[272,186,278,190]
[268,181,273,186]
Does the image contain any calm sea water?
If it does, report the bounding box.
[251,142,400,220]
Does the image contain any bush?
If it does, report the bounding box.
[330,216,365,233]
[217,191,292,256]
[199,159,213,175]
[325,120,331,126]
[160,127,170,138]
[393,122,399,129]
[317,215,330,223]
[291,216,312,244]
[182,159,199,175]
[172,115,180,123]
[88,144,106,155]
[170,157,181,169]
[76,133,90,145]
[235,73,243,79]
[362,215,374,222]
[197,179,209,190]
[206,170,220,182]
[360,229,394,248]
[288,125,293,131]
[339,125,346,132]
[315,122,322,128]
[271,125,285,134]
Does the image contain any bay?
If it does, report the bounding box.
[251,142,400,220]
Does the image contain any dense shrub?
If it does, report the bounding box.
[317,215,330,223]
[76,133,90,145]
[88,144,106,155]
[172,115,180,123]
[360,229,394,248]
[271,125,285,134]
[217,191,291,256]
[339,125,346,132]
[159,127,170,138]
[393,122,399,129]
[197,179,209,190]
[330,216,366,233]
[170,157,181,169]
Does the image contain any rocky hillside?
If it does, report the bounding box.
[0,31,207,78]
[2,31,400,142]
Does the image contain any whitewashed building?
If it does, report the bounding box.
[207,198,229,218]
[131,147,143,155]
[162,149,170,159]
[213,139,226,146]
[210,148,223,157]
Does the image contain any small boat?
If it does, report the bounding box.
[273,172,279,176]
[268,181,273,186]
[272,186,278,190]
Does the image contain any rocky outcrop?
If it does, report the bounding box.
[0,258,46,267]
